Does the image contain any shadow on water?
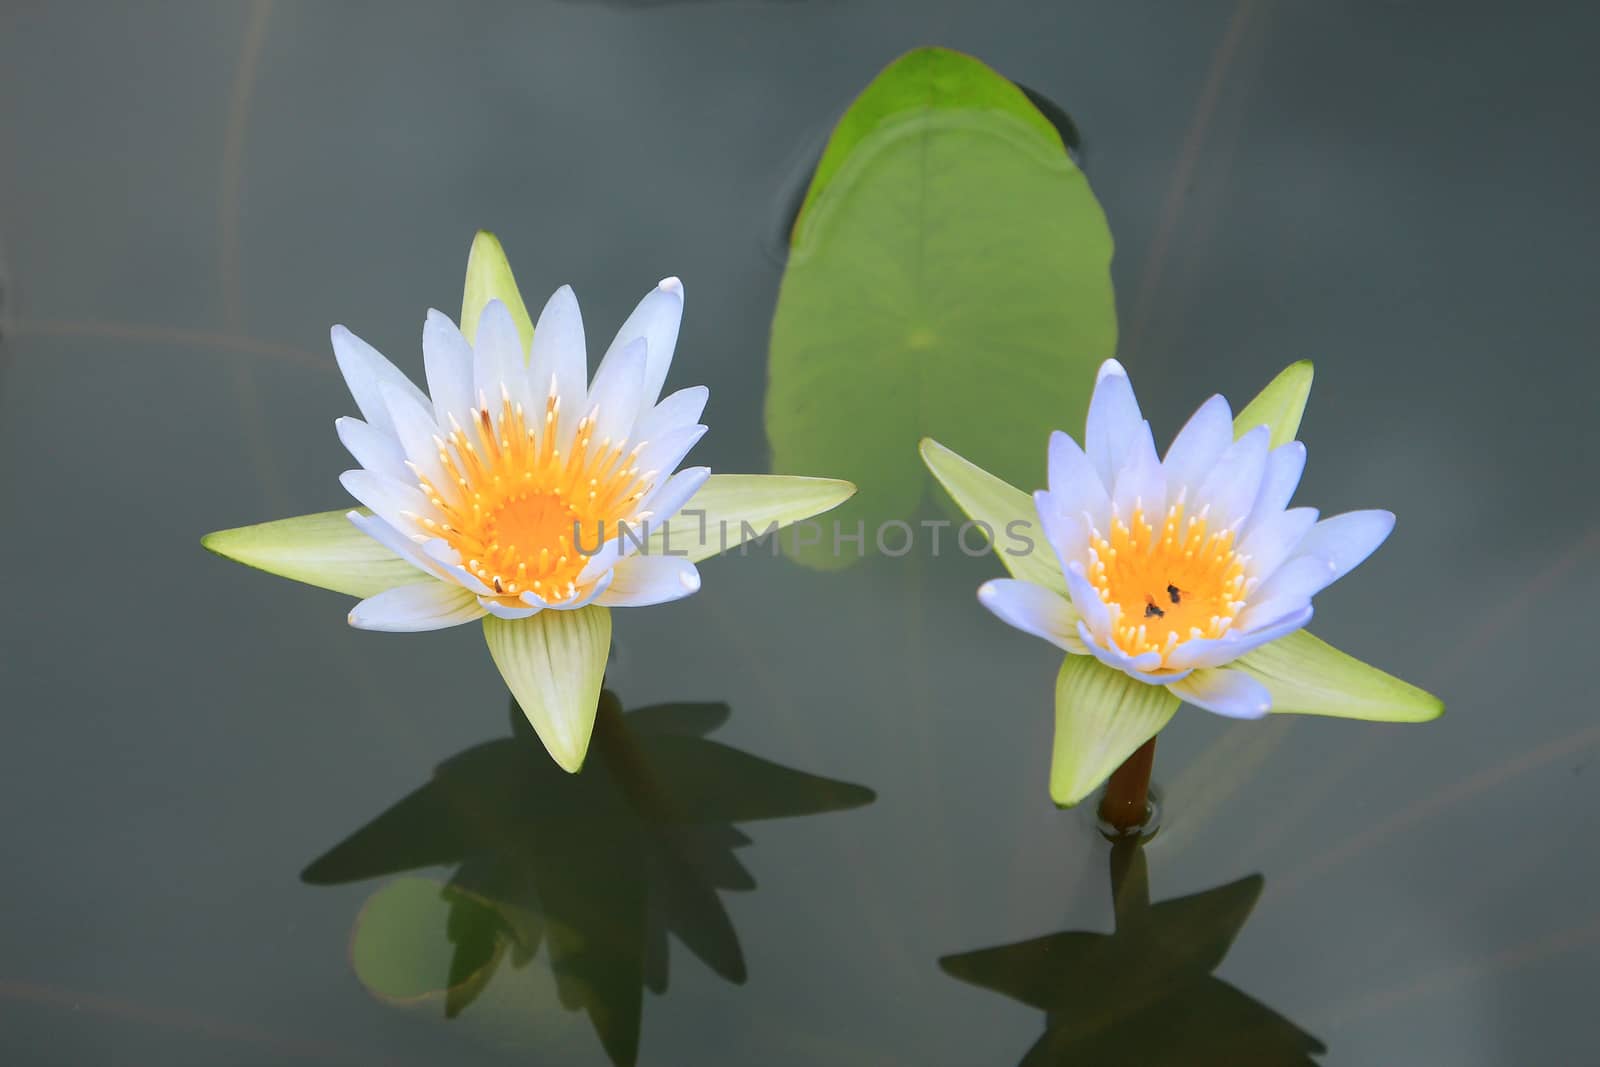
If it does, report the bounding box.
[940,842,1324,1066]
[303,690,875,1066]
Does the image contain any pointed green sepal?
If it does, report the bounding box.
[483,606,612,772]
[201,509,429,599]
[1236,630,1443,722]
[1051,655,1179,807]
[461,231,535,350]
[644,474,857,562]
[1233,360,1313,447]
[919,437,1065,594]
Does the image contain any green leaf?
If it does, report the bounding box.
[483,606,613,772]
[765,47,1115,569]
[1233,361,1313,447]
[1235,630,1443,722]
[201,509,428,599]
[460,230,535,351]
[1051,656,1179,807]
[919,437,1064,594]
[642,474,856,563]
[351,877,504,1004]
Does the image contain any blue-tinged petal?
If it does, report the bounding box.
[1084,359,1155,489]
[1293,510,1395,584]
[977,579,1085,653]
[1064,565,1111,636]
[1240,506,1319,584]
[1168,668,1272,719]
[584,336,647,448]
[1050,655,1180,807]
[1244,441,1306,533]
[1164,605,1313,670]
[348,581,486,632]
[1035,489,1091,579]
[483,607,612,772]
[632,424,707,485]
[1248,554,1337,608]
[473,299,534,414]
[379,382,451,491]
[596,555,701,607]
[330,325,428,438]
[1195,425,1270,529]
[600,277,684,408]
[1077,621,1184,685]
[1110,422,1166,520]
[633,385,709,445]
[528,285,588,443]
[422,309,475,427]
[335,416,410,484]
[339,469,437,533]
[1162,394,1233,491]
[1046,430,1112,515]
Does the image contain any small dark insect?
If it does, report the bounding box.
[1167,584,1183,604]
[1144,597,1165,619]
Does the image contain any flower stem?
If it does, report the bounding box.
[1098,736,1156,834]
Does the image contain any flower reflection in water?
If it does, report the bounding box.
[303,690,874,1066]
[941,843,1324,1066]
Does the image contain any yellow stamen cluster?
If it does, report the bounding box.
[1085,500,1248,661]
[409,384,652,610]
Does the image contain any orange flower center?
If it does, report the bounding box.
[412,390,652,608]
[1086,501,1247,660]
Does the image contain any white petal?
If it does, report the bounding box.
[347,581,485,632]
[422,309,476,427]
[1240,506,1319,584]
[335,416,410,484]
[634,385,709,445]
[1063,564,1111,636]
[1078,621,1184,685]
[528,285,587,443]
[479,596,541,620]
[348,511,437,573]
[1195,425,1270,529]
[1168,668,1272,719]
[1084,359,1154,489]
[418,538,493,596]
[601,276,684,407]
[339,469,437,531]
[596,555,701,607]
[472,300,533,414]
[379,382,450,490]
[330,325,428,438]
[1243,441,1307,533]
[1162,394,1233,491]
[977,579,1085,653]
[1293,510,1395,584]
[638,465,711,524]
[584,336,647,447]
[632,423,706,484]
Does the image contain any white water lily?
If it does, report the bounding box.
[205,233,855,772]
[922,359,1441,806]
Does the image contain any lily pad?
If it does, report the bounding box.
[766,47,1115,568]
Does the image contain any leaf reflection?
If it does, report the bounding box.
[304,691,875,1066]
[940,843,1325,1066]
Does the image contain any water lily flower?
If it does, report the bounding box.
[204,233,855,772]
[921,359,1441,806]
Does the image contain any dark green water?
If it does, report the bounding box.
[2,3,1597,1064]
